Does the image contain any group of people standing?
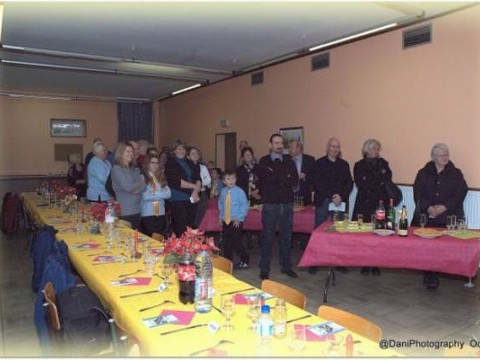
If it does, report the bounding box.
[67,133,468,290]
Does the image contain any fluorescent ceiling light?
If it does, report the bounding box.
[171,83,202,96]
[3,93,72,101]
[309,23,398,52]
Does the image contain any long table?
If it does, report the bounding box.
[299,222,480,302]
[24,193,398,356]
[199,199,315,233]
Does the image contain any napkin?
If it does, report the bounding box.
[93,255,119,263]
[142,309,195,329]
[149,248,164,255]
[308,321,345,337]
[294,324,336,342]
[111,277,152,286]
[233,293,266,305]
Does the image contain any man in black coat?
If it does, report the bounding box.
[258,134,299,280]
[289,140,316,205]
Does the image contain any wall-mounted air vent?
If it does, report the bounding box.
[311,52,330,71]
[251,71,264,86]
[403,25,431,49]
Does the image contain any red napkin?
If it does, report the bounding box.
[149,248,164,255]
[159,309,195,325]
[93,255,117,263]
[111,277,152,286]
[295,324,336,342]
[73,243,100,249]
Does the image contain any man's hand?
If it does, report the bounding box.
[233,220,241,228]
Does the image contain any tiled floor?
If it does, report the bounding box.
[1,230,479,356]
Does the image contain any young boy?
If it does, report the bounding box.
[218,170,250,268]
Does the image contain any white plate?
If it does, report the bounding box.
[374,229,395,237]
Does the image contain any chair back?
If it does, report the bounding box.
[212,255,233,274]
[108,317,141,356]
[317,305,383,342]
[43,282,61,331]
[261,279,306,309]
[151,232,164,242]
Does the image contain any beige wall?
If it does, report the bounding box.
[0,97,117,176]
[157,5,480,188]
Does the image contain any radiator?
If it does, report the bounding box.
[348,185,480,229]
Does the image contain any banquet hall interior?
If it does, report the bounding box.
[1,2,480,357]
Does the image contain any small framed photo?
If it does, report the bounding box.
[50,119,86,137]
[280,126,304,147]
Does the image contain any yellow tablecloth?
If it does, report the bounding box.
[23,193,399,357]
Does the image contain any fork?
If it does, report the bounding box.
[189,339,234,356]
[138,299,175,312]
[118,269,143,278]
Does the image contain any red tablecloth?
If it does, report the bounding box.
[199,199,315,234]
[298,222,480,277]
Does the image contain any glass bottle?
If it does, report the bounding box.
[273,299,287,338]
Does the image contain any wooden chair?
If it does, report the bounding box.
[261,279,306,309]
[108,317,141,356]
[317,305,383,342]
[42,282,64,355]
[151,232,164,242]
[212,255,233,274]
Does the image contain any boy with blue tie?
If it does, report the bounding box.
[218,170,250,268]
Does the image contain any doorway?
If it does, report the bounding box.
[215,132,237,172]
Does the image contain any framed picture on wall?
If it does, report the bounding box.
[280,126,304,147]
[50,119,86,137]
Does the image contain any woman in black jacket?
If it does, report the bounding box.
[164,141,201,237]
[412,143,468,290]
[353,139,394,276]
[236,147,261,205]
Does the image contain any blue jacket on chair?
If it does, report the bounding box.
[31,226,58,293]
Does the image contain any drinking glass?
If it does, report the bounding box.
[357,214,363,227]
[160,263,174,287]
[288,324,306,352]
[446,215,453,231]
[457,218,466,232]
[144,250,157,275]
[220,295,235,330]
[247,295,262,331]
[419,214,427,228]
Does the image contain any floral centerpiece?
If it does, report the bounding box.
[162,227,219,304]
[90,201,121,222]
[163,227,219,265]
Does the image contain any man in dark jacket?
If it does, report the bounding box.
[412,143,468,290]
[258,134,299,280]
[289,140,315,205]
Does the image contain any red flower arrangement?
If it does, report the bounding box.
[90,201,121,222]
[46,180,77,198]
[163,227,219,264]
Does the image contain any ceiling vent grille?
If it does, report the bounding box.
[403,25,431,49]
[311,52,330,71]
[251,71,264,86]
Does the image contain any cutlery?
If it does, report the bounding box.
[221,287,255,295]
[212,305,222,314]
[286,314,313,324]
[160,323,208,336]
[118,269,143,278]
[189,339,234,356]
[120,289,160,299]
[87,251,112,257]
[138,299,175,312]
[92,261,122,266]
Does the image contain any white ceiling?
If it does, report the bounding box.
[0,2,474,101]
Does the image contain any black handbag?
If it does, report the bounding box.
[385,181,402,206]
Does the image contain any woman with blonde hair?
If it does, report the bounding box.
[111,141,146,230]
[141,153,171,237]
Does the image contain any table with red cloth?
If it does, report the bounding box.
[298,222,480,302]
[199,199,315,233]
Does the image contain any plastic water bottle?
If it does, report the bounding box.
[194,245,213,313]
[104,201,115,248]
[273,299,287,338]
[257,305,273,344]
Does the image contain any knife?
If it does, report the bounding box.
[286,314,313,324]
[221,287,255,295]
[160,323,208,336]
[120,290,158,298]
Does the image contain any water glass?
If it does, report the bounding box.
[357,214,363,226]
[457,218,466,232]
[220,295,235,330]
[419,213,427,228]
[144,251,157,275]
[160,263,174,287]
[247,295,262,331]
[287,324,306,352]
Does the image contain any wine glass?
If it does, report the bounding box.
[457,218,466,232]
[220,295,235,331]
[419,214,427,228]
[247,295,262,331]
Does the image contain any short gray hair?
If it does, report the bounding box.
[431,143,449,159]
[92,141,105,155]
[361,139,381,157]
